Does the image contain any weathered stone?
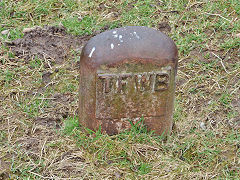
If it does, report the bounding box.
[23,26,40,33]
[1,29,9,35]
[79,26,178,135]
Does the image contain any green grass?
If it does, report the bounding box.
[0,0,239,179]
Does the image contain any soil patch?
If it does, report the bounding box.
[7,26,92,64]
[157,22,171,34]
[4,26,89,128]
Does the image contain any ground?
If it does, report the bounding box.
[0,0,239,179]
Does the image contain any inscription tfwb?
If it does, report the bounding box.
[97,71,169,94]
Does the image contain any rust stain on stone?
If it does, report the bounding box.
[79,26,178,135]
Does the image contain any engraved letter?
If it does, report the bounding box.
[118,75,130,94]
[154,73,169,91]
[140,74,154,92]
[99,76,114,93]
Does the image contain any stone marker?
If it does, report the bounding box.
[79,26,178,135]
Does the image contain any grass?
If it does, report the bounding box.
[0,0,240,179]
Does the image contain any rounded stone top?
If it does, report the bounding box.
[81,26,178,68]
